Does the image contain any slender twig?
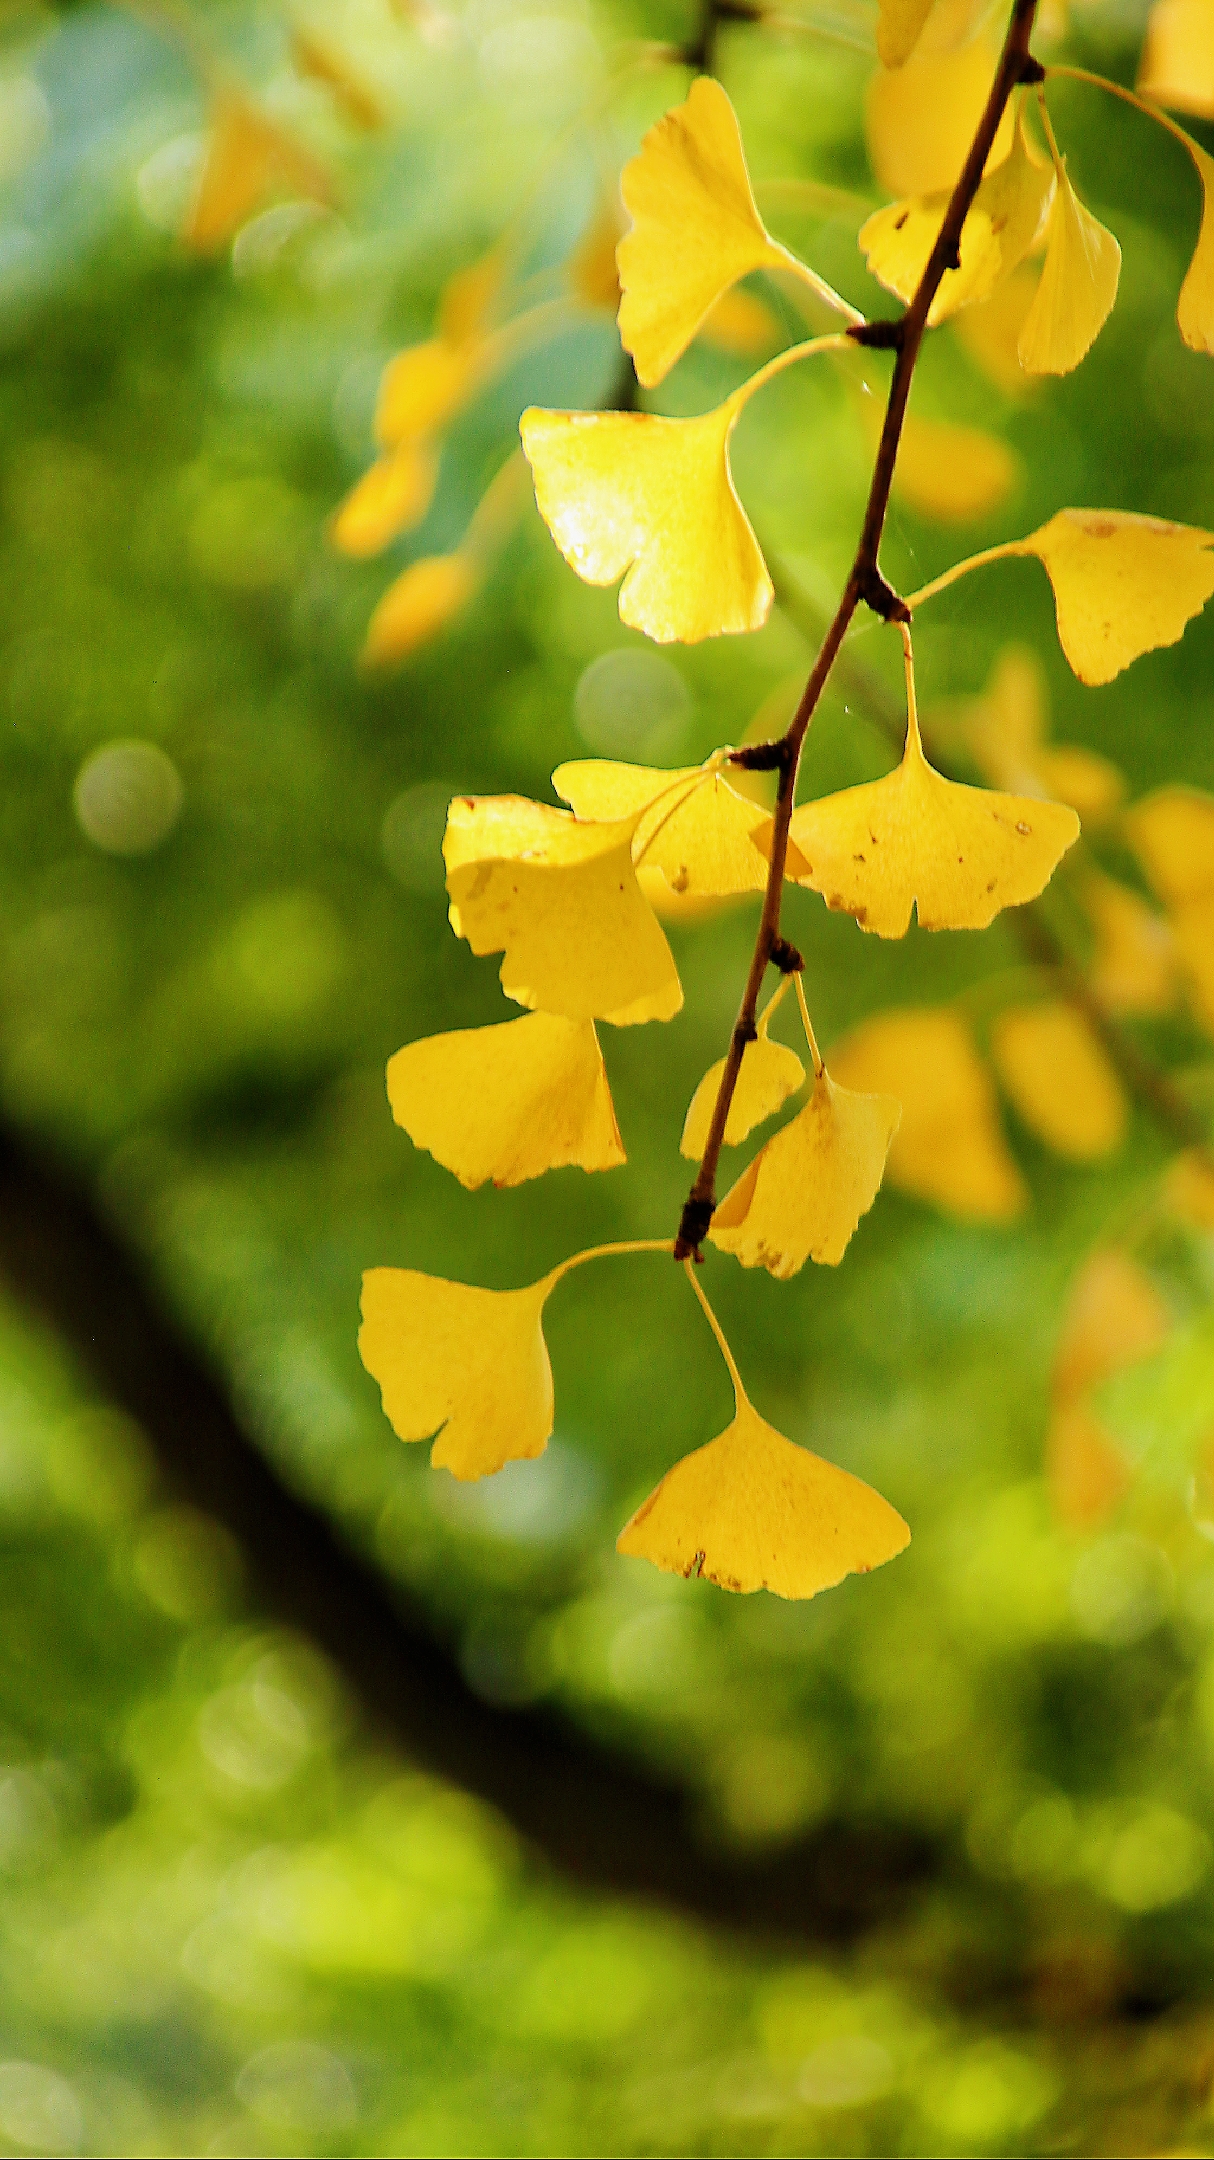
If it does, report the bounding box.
[673,0,1044,1256]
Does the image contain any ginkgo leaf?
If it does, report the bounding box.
[859,112,1054,326]
[520,404,771,644]
[1052,1249,1172,1406]
[989,1001,1128,1161]
[681,1019,805,1159]
[1125,785,1214,906]
[551,760,770,896]
[1017,165,1121,376]
[443,794,682,1025]
[1138,0,1214,119]
[710,1067,901,1274]
[386,1011,624,1188]
[1031,745,1126,824]
[185,89,331,252]
[616,78,798,387]
[877,0,937,66]
[376,338,483,449]
[866,34,1014,197]
[890,411,1020,521]
[942,644,1125,816]
[827,1008,1027,1220]
[1174,138,1214,354]
[616,1394,909,1599]
[362,552,479,666]
[1080,870,1177,1016]
[776,705,1078,937]
[359,1266,557,1479]
[1015,511,1214,685]
[953,263,1041,394]
[1046,1399,1131,1529]
[330,441,439,557]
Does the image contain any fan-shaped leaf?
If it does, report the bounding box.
[359,1268,558,1479]
[860,112,1053,325]
[1018,166,1121,375]
[387,1011,624,1188]
[828,1008,1026,1220]
[1018,511,1214,685]
[552,760,769,896]
[710,1067,901,1274]
[989,1001,1128,1161]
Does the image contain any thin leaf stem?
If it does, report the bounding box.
[673,0,1044,1256]
[732,332,854,411]
[683,1258,747,1401]
[551,1238,674,1287]
[1047,63,1201,159]
[794,975,824,1076]
[903,540,1027,612]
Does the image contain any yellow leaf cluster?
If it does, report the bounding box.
[860,111,1054,327]
[387,1011,624,1189]
[989,1001,1127,1161]
[1046,1250,1172,1529]
[185,89,331,253]
[866,33,1014,196]
[552,759,769,896]
[1126,786,1214,1033]
[828,1008,1026,1221]
[681,997,804,1157]
[711,1067,901,1274]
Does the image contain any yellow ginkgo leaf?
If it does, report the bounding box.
[1032,745,1126,824]
[943,645,1125,816]
[439,245,508,345]
[185,88,331,252]
[777,698,1078,937]
[386,1011,624,1189]
[1052,1248,1172,1406]
[552,760,770,897]
[989,1000,1128,1161]
[359,1266,557,1479]
[616,78,799,388]
[859,112,1054,326]
[890,411,1020,521]
[1017,165,1121,375]
[520,403,771,645]
[827,1008,1027,1220]
[711,1066,901,1274]
[330,441,439,558]
[1138,0,1214,119]
[617,1394,909,1599]
[361,552,479,666]
[636,866,725,924]
[292,27,385,129]
[443,794,682,1025]
[681,1010,805,1159]
[1017,511,1214,685]
[1178,141,1214,354]
[1080,870,1176,1016]
[866,34,1013,197]
[876,0,937,66]
[376,338,483,449]
[1125,785,1214,906]
[953,263,1041,394]
[1165,1148,1214,1230]
[1172,895,1214,1033]
[1046,1399,1131,1529]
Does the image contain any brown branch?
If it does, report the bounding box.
[673,0,1043,1257]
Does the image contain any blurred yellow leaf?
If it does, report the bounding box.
[1032,744,1126,824]
[386,1011,624,1188]
[185,88,331,252]
[942,644,1125,818]
[1080,869,1177,1016]
[989,1000,1128,1161]
[376,338,483,449]
[859,111,1053,325]
[828,1007,1027,1220]
[777,694,1078,937]
[439,245,509,344]
[443,794,682,1025]
[552,759,769,896]
[711,1067,901,1274]
[1052,1248,1172,1405]
[877,0,937,65]
[680,1010,805,1159]
[866,35,1012,196]
[1138,0,1214,118]
[890,410,1020,521]
[952,263,1041,393]
[359,1267,557,1478]
[1165,1149,1214,1229]
[1018,164,1121,375]
[292,28,385,128]
[1046,1399,1131,1529]
[617,1393,909,1599]
[331,441,439,557]
[1126,785,1214,905]
[568,196,624,313]
[1018,511,1214,685]
[700,285,782,357]
[520,403,771,644]
[361,552,479,666]
[1172,895,1214,1033]
[616,78,799,387]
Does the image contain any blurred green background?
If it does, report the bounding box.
[2,0,1214,2151]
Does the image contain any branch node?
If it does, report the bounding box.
[859,564,911,624]
[848,317,904,351]
[734,1016,759,1048]
[769,936,804,974]
[1018,54,1045,83]
[730,738,789,773]
[673,1194,715,1261]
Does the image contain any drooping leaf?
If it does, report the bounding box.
[386,1011,624,1189]
[1016,511,1214,685]
[775,702,1078,937]
[681,1022,805,1160]
[616,78,798,387]
[828,1008,1027,1220]
[443,795,682,1025]
[1138,0,1214,119]
[865,30,1014,196]
[1018,165,1121,376]
[520,403,771,644]
[1178,141,1214,352]
[876,0,938,68]
[859,111,1054,325]
[551,760,770,896]
[1125,785,1214,905]
[330,442,440,557]
[989,1001,1128,1161]
[362,553,479,666]
[376,338,483,448]
[617,1395,909,1599]
[952,263,1041,394]
[185,88,331,252]
[1080,870,1177,1016]
[710,1067,901,1274]
[359,1267,557,1479]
